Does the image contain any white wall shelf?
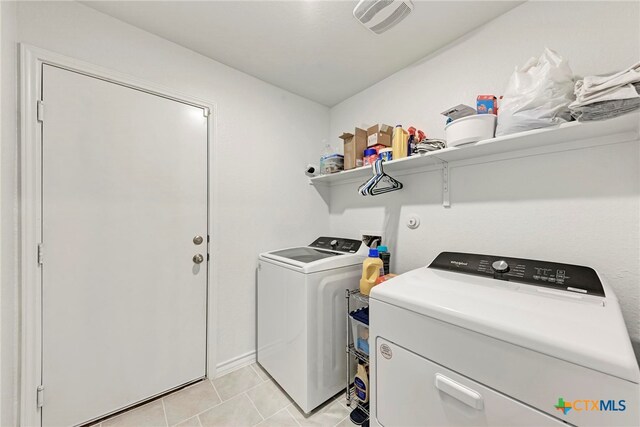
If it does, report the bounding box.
[310,113,640,188]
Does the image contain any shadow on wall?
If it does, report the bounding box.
[325,141,639,215]
[312,182,331,205]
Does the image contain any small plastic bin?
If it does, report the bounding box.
[444,114,496,147]
[320,154,344,175]
[349,307,369,355]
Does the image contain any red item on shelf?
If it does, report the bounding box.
[375,274,397,285]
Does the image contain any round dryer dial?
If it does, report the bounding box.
[492,260,510,273]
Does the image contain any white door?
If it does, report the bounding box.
[41,64,208,427]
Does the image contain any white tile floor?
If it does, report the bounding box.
[92,364,356,427]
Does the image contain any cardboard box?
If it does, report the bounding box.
[340,128,367,170]
[477,95,498,115]
[367,124,393,148]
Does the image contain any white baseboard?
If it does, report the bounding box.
[214,350,256,378]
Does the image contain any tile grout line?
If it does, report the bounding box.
[285,405,302,427]
[334,414,350,427]
[208,378,224,403]
[213,374,270,403]
[206,368,295,425]
[166,380,224,426]
[249,363,266,382]
[164,381,222,426]
[181,405,224,423]
[160,398,169,427]
[174,380,224,426]
[246,380,299,421]
[245,391,266,423]
[178,392,250,424]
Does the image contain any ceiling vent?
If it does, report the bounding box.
[353,0,414,34]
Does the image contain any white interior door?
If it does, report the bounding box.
[41,64,208,427]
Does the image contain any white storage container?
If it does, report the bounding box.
[351,318,369,355]
[319,154,344,175]
[445,114,497,147]
[350,311,370,355]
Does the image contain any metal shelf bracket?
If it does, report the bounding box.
[442,161,450,208]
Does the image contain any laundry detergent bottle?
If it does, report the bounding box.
[354,363,369,404]
[378,245,391,275]
[392,125,408,160]
[360,248,384,296]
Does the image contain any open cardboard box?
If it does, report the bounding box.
[340,128,367,170]
[367,124,393,148]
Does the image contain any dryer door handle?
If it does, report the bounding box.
[435,374,484,410]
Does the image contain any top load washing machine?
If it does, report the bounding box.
[257,237,368,413]
[369,252,639,427]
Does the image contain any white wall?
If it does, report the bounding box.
[329,1,640,354]
[1,1,19,426]
[2,2,639,424]
[1,2,330,423]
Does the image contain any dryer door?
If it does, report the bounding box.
[374,338,566,427]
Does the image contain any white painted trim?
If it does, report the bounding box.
[214,351,257,379]
[19,44,219,426]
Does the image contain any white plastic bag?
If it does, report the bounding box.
[496,48,575,136]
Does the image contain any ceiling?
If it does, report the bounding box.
[83,1,523,106]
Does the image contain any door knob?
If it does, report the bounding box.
[193,235,204,245]
[193,254,204,264]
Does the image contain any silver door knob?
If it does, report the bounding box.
[193,254,204,264]
[193,235,204,245]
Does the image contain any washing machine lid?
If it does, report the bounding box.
[259,237,368,273]
[371,252,640,383]
[269,247,343,263]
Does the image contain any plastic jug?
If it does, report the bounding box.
[360,248,384,296]
[354,363,369,404]
[392,125,408,159]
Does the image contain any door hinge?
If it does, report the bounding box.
[37,243,43,266]
[36,385,44,408]
[37,100,44,122]
[207,253,210,261]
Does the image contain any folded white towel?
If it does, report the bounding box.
[576,62,640,95]
[570,62,640,108]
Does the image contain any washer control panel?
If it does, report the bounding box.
[429,252,604,296]
[309,237,362,253]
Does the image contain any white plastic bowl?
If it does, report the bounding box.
[445,114,497,147]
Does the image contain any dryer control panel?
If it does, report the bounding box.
[429,252,605,296]
[309,237,362,253]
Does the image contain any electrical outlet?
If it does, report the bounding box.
[361,230,384,248]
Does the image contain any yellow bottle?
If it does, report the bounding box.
[392,125,408,160]
[359,248,384,296]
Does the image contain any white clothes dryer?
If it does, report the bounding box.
[370,251,639,427]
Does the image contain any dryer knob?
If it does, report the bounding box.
[330,239,338,247]
[492,260,509,273]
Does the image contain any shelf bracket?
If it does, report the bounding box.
[442,161,450,208]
